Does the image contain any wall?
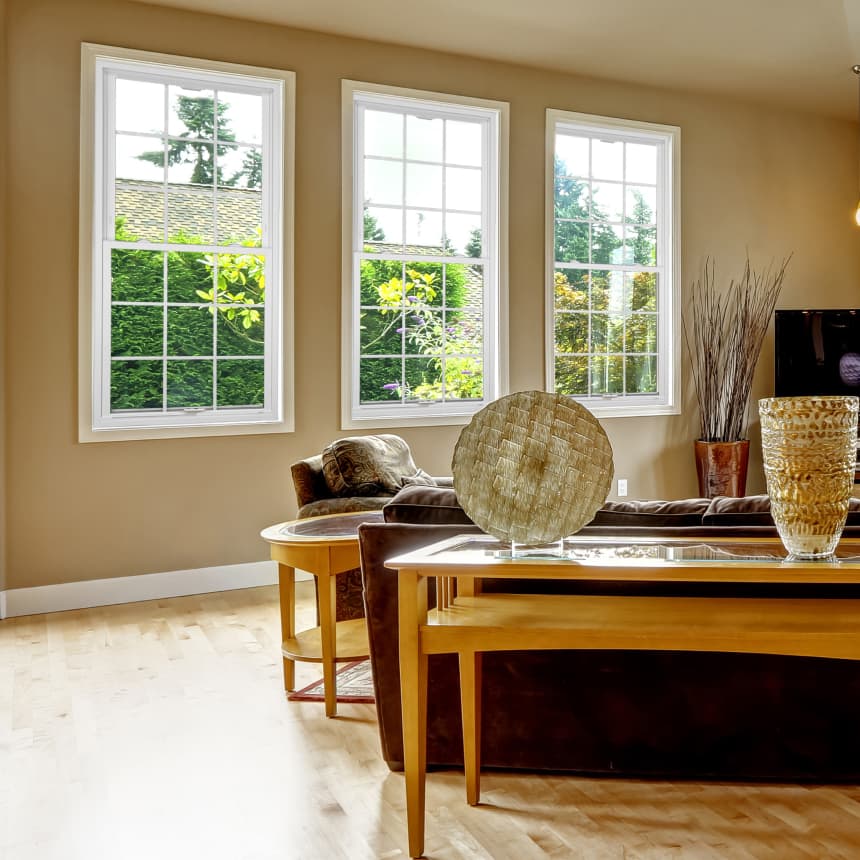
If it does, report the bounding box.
[5,0,860,589]
[0,0,7,594]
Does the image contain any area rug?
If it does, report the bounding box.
[287,659,375,704]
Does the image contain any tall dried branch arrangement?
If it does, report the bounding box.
[683,255,791,442]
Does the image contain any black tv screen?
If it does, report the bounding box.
[774,309,860,397]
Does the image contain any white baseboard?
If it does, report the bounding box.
[0,561,312,620]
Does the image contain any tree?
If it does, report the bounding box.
[364,205,385,242]
[465,228,482,258]
[138,94,238,185]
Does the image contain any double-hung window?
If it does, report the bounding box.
[342,81,508,428]
[547,109,680,418]
[79,44,294,440]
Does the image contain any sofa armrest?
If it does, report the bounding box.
[290,455,333,509]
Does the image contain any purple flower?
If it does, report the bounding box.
[395,327,405,334]
[382,383,399,390]
[406,295,418,302]
[411,315,423,324]
[462,370,474,375]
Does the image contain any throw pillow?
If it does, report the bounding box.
[322,434,436,497]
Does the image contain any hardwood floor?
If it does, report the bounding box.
[3,583,860,859]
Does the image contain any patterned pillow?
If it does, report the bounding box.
[321,434,436,497]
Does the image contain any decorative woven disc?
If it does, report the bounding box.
[453,391,614,544]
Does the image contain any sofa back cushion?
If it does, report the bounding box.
[383,485,476,525]
[704,494,860,526]
[322,434,436,497]
[586,499,710,528]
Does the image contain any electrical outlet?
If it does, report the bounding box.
[617,479,628,497]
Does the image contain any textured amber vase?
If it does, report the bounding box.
[759,396,859,558]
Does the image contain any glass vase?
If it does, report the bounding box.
[759,396,859,559]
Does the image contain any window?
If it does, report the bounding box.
[342,81,508,428]
[79,44,294,440]
[546,109,680,418]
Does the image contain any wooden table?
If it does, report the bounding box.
[387,533,860,858]
[260,510,383,717]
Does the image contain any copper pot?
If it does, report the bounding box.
[694,440,749,498]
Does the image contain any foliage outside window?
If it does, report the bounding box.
[548,110,680,418]
[344,84,506,426]
[81,45,293,439]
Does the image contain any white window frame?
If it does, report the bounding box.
[341,80,508,429]
[545,108,680,419]
[78,43,295,442]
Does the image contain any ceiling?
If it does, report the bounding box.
[136,0,860,120]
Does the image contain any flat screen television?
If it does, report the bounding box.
[774,309,860,398]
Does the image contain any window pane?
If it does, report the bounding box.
[364,206,402,249]
[450,262,482,312]
[628,272,658,311]
[217,190,262,246]
[405,163,442,209]
[590,313,608,353]
[590,270,614,311]
[406,114,442,162]
[405,210,443,249]
[168,251,212,303]
[218,91,262,145]
[360,258,405,307]
[167,306,213,356]
[592,182,623,222]
[446,167,481,212]
[446,120,482,167]
[607,316,624,352]
[167,157,214,246]
[627,224,657,266]
[218,145,262,191]
[215,253,265,305]
[365,110,403,159]
[554,269,588,310]
[626,354,658,393]
[590,354,624,394]
[626,143,657,184]
[554,175,590,219]
[592,138,623,181]
[555,356,588,395]
[112,250,163,302]
[217,308,264,356]
[116,79,164,135]
[168,86,216,139]
[554,221,589,264]
[405,357,442,401]
[111,360,163,410]
[217,358,264,406]
[626,186,657,223]
[555,312,588,354]
[445,212,481,257]
[365,158,402,206]
[556,134,589,177]
[360,357,403,403]
[625,314,658,353]
[166,360,213,408]
[591,224,623,265]
[444,356,482,400]
[111,306,163,356]
[404,308,441,355]
[360,308,402,356]
[447,308,483,352]
[116,134,164,181]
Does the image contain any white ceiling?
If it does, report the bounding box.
[137,0,860,120]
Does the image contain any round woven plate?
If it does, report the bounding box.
[452,391,614,544]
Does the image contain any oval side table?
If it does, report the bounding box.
[260,510,384,717]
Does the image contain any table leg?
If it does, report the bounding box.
[318,571,338,718]
[459,650,483,806]
[399,572,429,859]
[278,563,296,692]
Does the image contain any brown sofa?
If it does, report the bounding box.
[359,486,860,780]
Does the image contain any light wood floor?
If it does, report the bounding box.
[4,583,860,859]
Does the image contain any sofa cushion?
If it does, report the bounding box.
[321,434,436,497]
[704,494,860,526]
[586,498,711,528]
[384,485,476,525]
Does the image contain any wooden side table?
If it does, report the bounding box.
[260,511,383,717]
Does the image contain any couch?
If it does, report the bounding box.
[359,486,860,779]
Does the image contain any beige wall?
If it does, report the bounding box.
[4,0,860,588]
[0,0,7,593]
